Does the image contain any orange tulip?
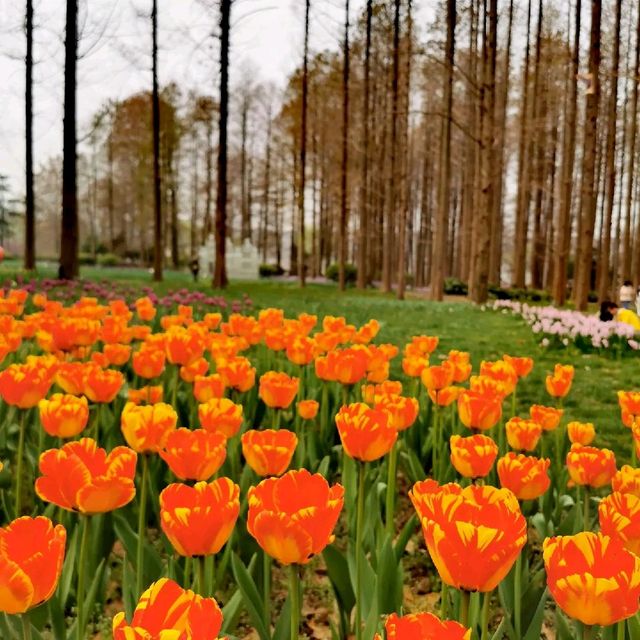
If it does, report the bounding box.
[164,325,206,366]
[502,354,534,378]
[612,465,640,498]
[120,401,178,453]
[421,362,454,393]
[203,312,222,330]
[193,373,226,403]
[297,399,319,420]
[82,366,124,403]
[127,385,163,405]
[55,361,87,395]
[497,453,551,501]
[36,438,136,514]
[216,356,256,392]
[134,296,157,321]
[457,389,503,432]
[113,578,223,640]
[505,417,542,452]
[406,335,439,356]
[241,429,298,476]
[332,347,370,385]
[179,357,208,383]
[361,381,403,404]
[544,532,640,626]
[0,516,66,614]
[375,395,419,431]
[428,385,462,407]
[286,335,316,365]
[545,364,574,398]
[479,360,518,396]
[38,393,89,438]
[380,612,471,640]
[567,421,595,446]
[599,492,640,556]
[402,355,429,378]
[336,402,397,462]
[103,343,131,366]
[247,469,344,565]
[618,390,640,423]
[410,481,526,592]
[446,350,472,383]
[469,375,509,400]
[259,371,300,409]
[449,434,498,479]
[0,362,53,408]
[529,404,563,431]
[160,479,239,557]
[566,444,616,488]
[132,346,166,379]
[198,398,244,438]
[160,428,227,481]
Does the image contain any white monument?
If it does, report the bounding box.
[198,235,259,280]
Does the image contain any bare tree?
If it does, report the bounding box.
[24,0,35,270]
[298,0,311,286]
[338,0,350,291]
[151,0,163,281]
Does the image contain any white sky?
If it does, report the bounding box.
[0,0,438,200]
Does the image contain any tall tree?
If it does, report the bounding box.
[356,0,372,289]
[298,0,310,286]
[596,0,622,300]
[24,0,35,270]
[573,0,602,310]
[430,0,456,300]
[552,0,582,304]
[338,0,350,291]
[151,0,163,281]
[59,0,78,279]
[213,0,231,288]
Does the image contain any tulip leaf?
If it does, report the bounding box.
[489,615,508,640]
[522,587,548,640]
[554,609,576,640]
[65,558,105,640]
[627,615,640,638]
[272,591,292,640]
[48,595,67,640]
[113,511,163,585]
[377,535,403,615]
[393,514,417,562]
[230,553,270,640]
[323,545,356,616]
[59,521,79,606]
[363,589,380,640]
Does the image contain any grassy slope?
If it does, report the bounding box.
[2,260,638,461]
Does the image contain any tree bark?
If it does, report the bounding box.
[213,0,231,288]
[298,0,310,286]
[151,0,163,281]
[59,0,78,280]
[339,0,350,291]
[24,0,35,270]
[573,0,601,310]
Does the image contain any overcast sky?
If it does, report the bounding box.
[0,0,442,200]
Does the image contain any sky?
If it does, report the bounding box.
[0,0,437,200]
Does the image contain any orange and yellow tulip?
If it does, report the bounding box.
[497,453,551,501]
[599,491,640,556]
[179,357,208,383]
[112,578,223,639]
[297,399,319,420]
[82,366,124,403]
[446,350,472,383]
[529,404,563,431]
[457,390,502,432]
[543,532,640,626]
[421,362,455,393]
[375,394,419,431]
[160,479,239,557]
[612,465,640,497]
[379,612,471,640]
[479,360,517,396]
[198,397,244,438]
[566,444,616,488]
[618,390,640,420]
[120,401,178,453]
[241,429,298,476]
[410,481,526,592]
[505,417,542,452]
[428,385,462,407]
[336,402,397,462]
[38,393,89,438]
[193,373,226,403]
[449,434,498,479]
[361,381,403,404]
[35,438,136,513]
[160,428,227,481]
[247,469,344,565]
[545,364,574,398]
[0,516,66,614]
[127,385,163,405]
[103,343,131,367]
[503,354,534,378]
[259,371,300,409]
[216,356,256,392]
[567,421,595,446]
[164,325,206,366]
[132,346,166,379]
[0,362,53,408]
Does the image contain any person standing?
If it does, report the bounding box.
[619,280,634,309]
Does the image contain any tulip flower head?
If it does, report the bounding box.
[505,417,542,452]
[449,434,498,479]
[160,428,227,481]
[0,362,54,409]
[247,469,344,565]
[529,404,563,431]
[198,397,244,438]
[241,429,298,477]
[543,532,640,626]
[497,453,551,501]
[375,394,419,432]
[259,371,300,409]
[297,399,319,420]
[457,389,503,432]
[599,491,640,556]
[567,421,596,446]
[502,354,534,379]
[121,401,178,453]
[566,444,616,488]
[612,465,640,498]
[336,402,397,462]
[545,364,574,398]
[379,612,471,640]
[38,393,89,438]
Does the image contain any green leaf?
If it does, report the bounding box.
[272,591,292,640]
[376,535,403,615]
[66,559,106,640]
[230,553,270,640]
[323,545,356,617]
[522,587,548,640]
[113,511,163,584]
[393,514,417,562]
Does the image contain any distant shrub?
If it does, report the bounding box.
[79,252,96,265]
[444,278,468,296]
[259,263,285,278]
[326,263,357,284]
[97,253,119,267]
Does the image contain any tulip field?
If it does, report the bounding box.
[1,278,640,639]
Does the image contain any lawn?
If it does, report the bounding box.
[2,259,637,462]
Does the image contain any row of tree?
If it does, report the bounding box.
[19,1,640,307]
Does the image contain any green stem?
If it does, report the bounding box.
[15,410,27,517]
[385,443,398,536]
[263,550,272,630]
[514,553,522,637]
[198,556,206,595]
[440,582,449,620]
[21,613,32,640]
[342,384,350,407]
[618,620,626,640]
[355,461,366,640]
[77,515,91,640]
[459,590,470,628]
[184,556,192,589]
[271,408,279,429]
[432,405,439,479]
[583,625,593,640]
[511,387,517,419]
[583,486,590,530]
[172,366,179,411]
[136,454,150,598]
[481,591,491,640]
[289,564,300,640]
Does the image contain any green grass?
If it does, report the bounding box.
[2,260,639,461]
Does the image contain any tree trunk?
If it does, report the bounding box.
[596,0,622,301]
[339,0,350,291]
[298,0,310,286]
[240,96,251,242]
[24,0,35,270]
[151,0,163,281]
[430,0,456,300]
[59,0,78,280]
[573,0,601,310]
[213,0,231,288]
